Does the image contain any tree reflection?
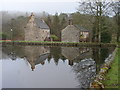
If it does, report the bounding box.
[92,47,112,72]
[8,52,17,61]
[2,45,114,72]
[50,46,62,65]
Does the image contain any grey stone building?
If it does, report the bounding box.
[24,13,50,41]
[61,22,90,42]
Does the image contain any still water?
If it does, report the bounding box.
[1,45,115,88]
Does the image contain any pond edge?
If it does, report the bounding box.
[90,47,118,88]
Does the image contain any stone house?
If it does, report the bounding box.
[24,13,50,41]
[61,21,90,42]
[75,25,90,42]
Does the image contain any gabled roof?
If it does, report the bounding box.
[62,25,80,32]
[75,25,89,32]
[62,24,89,32]
[34,18,50,29]
[35,53,50,65]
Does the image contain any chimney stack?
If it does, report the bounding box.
[68,18,73,25]
[31,12,34,16]
[68,14,73,25]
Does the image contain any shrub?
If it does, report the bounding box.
[0,33,7,40]
[51,35,59,41]
[101,32,112,43]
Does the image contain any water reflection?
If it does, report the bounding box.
[2,46,96,70]
[62,47,92,66]
[24,46,50,71]
[1,45,115,88]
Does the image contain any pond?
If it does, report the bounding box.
[1,45,115,88]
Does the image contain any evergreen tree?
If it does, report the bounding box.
[60,17,67,30]
[45,15,52,30]
[52,13,60,40]
[111,1,120,42]
[101,17,112,43]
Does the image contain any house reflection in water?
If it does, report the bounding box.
[24,46,50,71]
[61,47,93,66]
[61,47,96,88]
[2,45,94,71]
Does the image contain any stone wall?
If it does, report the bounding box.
[25,21,37,41]
[90,47,118,88]
[61,25,80,42]
[25,26,50,41]
[73,59,96,88]
[38,29,50,41]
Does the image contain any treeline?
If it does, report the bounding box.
[44,12,117,43]
[77,1,120,43]
[2,12,93,41]
[1,11,48,40]
[1,11,118,43]
[2,15,28,40]
[1,1,120,43]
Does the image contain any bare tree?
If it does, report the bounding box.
[78,0,112,42]
[111,1,120,42]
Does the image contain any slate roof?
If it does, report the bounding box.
[62,25,89,32]
[75,25,89,32]
[34,18,50,29]
[62,25,80,31]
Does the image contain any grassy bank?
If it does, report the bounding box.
[102,48,119,88]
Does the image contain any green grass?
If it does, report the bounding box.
[102,48,119,88]
[118,48,120,89]
[0,40,117,44]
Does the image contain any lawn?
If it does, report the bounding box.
[102,48,119,88]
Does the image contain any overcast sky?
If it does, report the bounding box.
[1,0,117,14]
[1,0,80,14]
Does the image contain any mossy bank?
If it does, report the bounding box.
[102,48,119,88]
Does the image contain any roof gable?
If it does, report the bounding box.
[35,53,50,65]
[62,25,80,32]
[62,25,89,32]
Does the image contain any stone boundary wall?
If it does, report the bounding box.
[90,47,118,88]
